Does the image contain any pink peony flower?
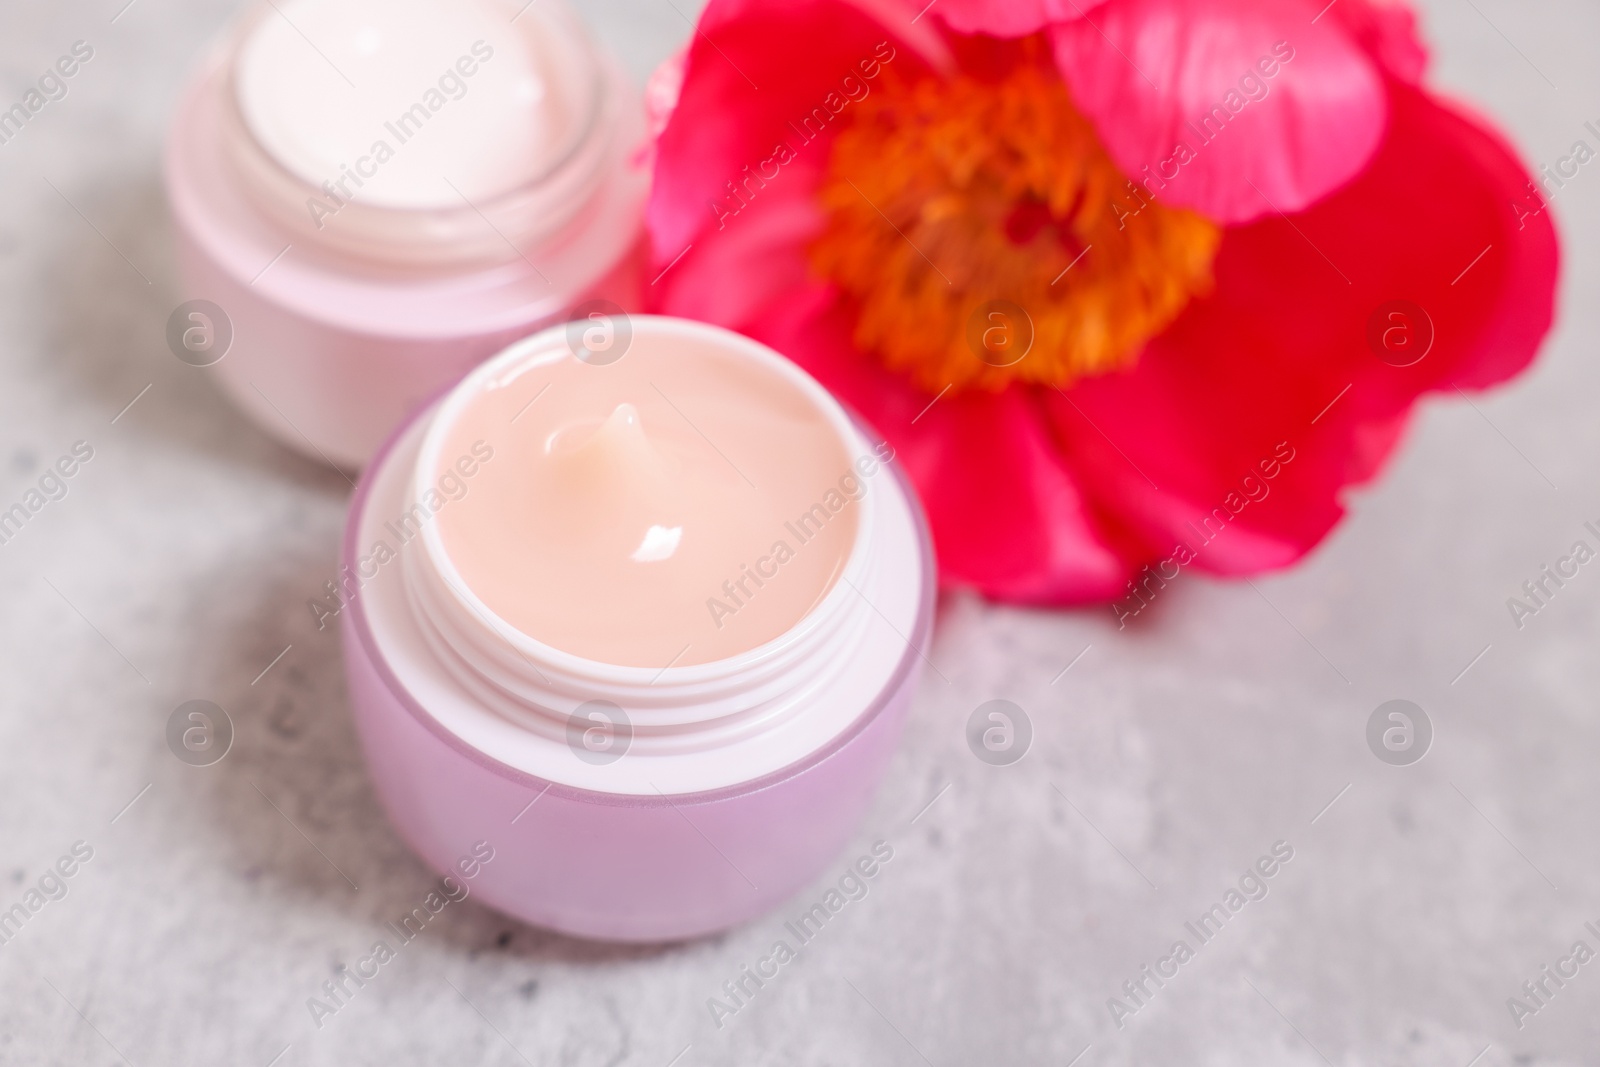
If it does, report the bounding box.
[645,0,1559,607]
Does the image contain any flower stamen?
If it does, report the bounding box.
[811,56,1221,393]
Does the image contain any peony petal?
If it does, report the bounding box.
[651,156,830,331]
[647,0,942,268]
[756,288,1136,602]
[1046,80,1559,579]
[1325,0,1429,83]
[931,0,1110,38]
[1051,0,1388,223]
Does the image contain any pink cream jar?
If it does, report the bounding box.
[340,316,934,941]
[165,0,647,469]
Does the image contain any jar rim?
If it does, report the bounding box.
[407,318,882,731]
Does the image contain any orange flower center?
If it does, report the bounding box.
[811,55,1222,393]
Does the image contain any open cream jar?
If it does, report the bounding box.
[165,0,647,469]
[340,317,933,941]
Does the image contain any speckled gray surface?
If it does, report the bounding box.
[0,0,1597,1064]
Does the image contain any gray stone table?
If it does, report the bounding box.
[0,0,1596,1063]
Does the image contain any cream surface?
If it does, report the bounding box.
[430,333,862,668]
[235,0,580,209]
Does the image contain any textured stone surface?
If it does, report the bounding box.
[0,0,1596,1064]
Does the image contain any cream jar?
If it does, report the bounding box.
[165,0,647,469]
[339,317,934,941]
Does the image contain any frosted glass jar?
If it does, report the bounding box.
[164,0,648,469]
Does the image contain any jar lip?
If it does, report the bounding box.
[217,0,613,263]
[409,316,880,695]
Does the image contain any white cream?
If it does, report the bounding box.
[234,0,586,209]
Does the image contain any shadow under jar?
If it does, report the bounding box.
[165,0,648,469]
[340,316,935,941]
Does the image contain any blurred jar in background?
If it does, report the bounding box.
[165,0,648,469]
